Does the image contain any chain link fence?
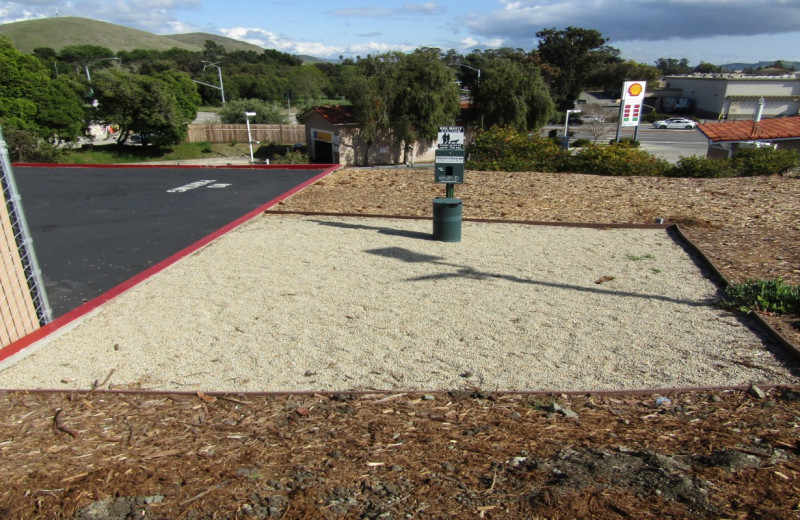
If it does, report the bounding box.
[0,126,52,347]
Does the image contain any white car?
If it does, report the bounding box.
[652,118,697,129]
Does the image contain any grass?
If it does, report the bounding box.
[627,253,655,261]
[721,278,800,314]
[61,142,253,164]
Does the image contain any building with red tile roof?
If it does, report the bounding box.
[697,116,800,158]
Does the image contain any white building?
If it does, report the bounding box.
[662,75,800,120]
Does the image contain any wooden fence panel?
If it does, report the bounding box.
[0,189,39,348]
[186,124,306,145]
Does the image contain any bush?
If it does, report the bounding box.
[643,111,666,123]
[568,144,670,176]
[610,137,640,148]
[3,127,64,163]
[721,278,800,314]
[668,155,735,178]
[219,99,288,124]
[254,143,308,164]
[733,146,800,176]
[466,126,569,172]
[269,150,308,164]
[571,139,591,148]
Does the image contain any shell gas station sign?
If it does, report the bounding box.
[620,81,646,127]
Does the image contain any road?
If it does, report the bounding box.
[13,166,329,318]
[565,123,709,162]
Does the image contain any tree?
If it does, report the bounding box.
[288,66,329,106]
[535,27,610,110]
[655,58,691,76]
[694,61,722,74]
[392,48,460,163]
[587,60,661,94]
[92,70,198,146]
[0,36,85,143]
[342,53,401,165]
[57,44,117,76]
[472,58,555,131]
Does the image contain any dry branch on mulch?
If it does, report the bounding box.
[2,388,800,518]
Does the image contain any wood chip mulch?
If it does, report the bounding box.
[1,168,799,519]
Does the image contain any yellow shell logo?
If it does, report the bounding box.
[628,83,643,96]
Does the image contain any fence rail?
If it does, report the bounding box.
[186,124,306,145]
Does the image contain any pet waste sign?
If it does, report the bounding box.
[435,126,465,184]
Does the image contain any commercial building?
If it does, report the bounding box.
[661,75,800,121]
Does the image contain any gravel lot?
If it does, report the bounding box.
[0,214,797,392]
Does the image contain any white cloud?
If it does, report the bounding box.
[402,2,439,14]
[459,36,504,50]
[329,2,441,18]
[347,41,418,54]
[467,0,800,43]
[328,7,395,18]
[219,27,344,57]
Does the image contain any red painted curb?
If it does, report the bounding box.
[0,164,339,364]
[15,163,339,170]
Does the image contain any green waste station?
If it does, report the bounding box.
[433,126,465,242]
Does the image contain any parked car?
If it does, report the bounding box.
[580,115,605,124]
[652,118,697,129]
[567,114,584,125]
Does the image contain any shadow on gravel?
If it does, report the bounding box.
[366,246,716,308]
[311,219,433,241]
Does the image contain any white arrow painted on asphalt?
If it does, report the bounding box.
[167,180,217,193]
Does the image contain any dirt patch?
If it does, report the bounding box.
[1,168,799,518]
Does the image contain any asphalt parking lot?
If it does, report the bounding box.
[13,165,330,318]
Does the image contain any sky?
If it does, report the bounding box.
[1,0,799,66]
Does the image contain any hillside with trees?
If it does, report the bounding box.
[2,16,771,165]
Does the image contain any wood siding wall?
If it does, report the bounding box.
[0,190,39,348]
[186,124,306,145]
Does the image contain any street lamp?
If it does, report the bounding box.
[565,109,582,136]
[192,61,226,104]
[84,57,119,106]
[458,63,481,79]
[244,112,256,163]
[84,57,119,83]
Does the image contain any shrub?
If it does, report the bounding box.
[721,278,800,314]
[733,146,800,176]
[567,144,670,176]
[269,150,308,164]
[643,111,666,123]
[3,127,64,163]
[466,126,569,172]
[219,99,289,124]
[571,138,591,148]
[668,155,735,178]
[610,137,640,148]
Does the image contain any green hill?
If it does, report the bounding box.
[161,32,265,54]
[0,16,264,54]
